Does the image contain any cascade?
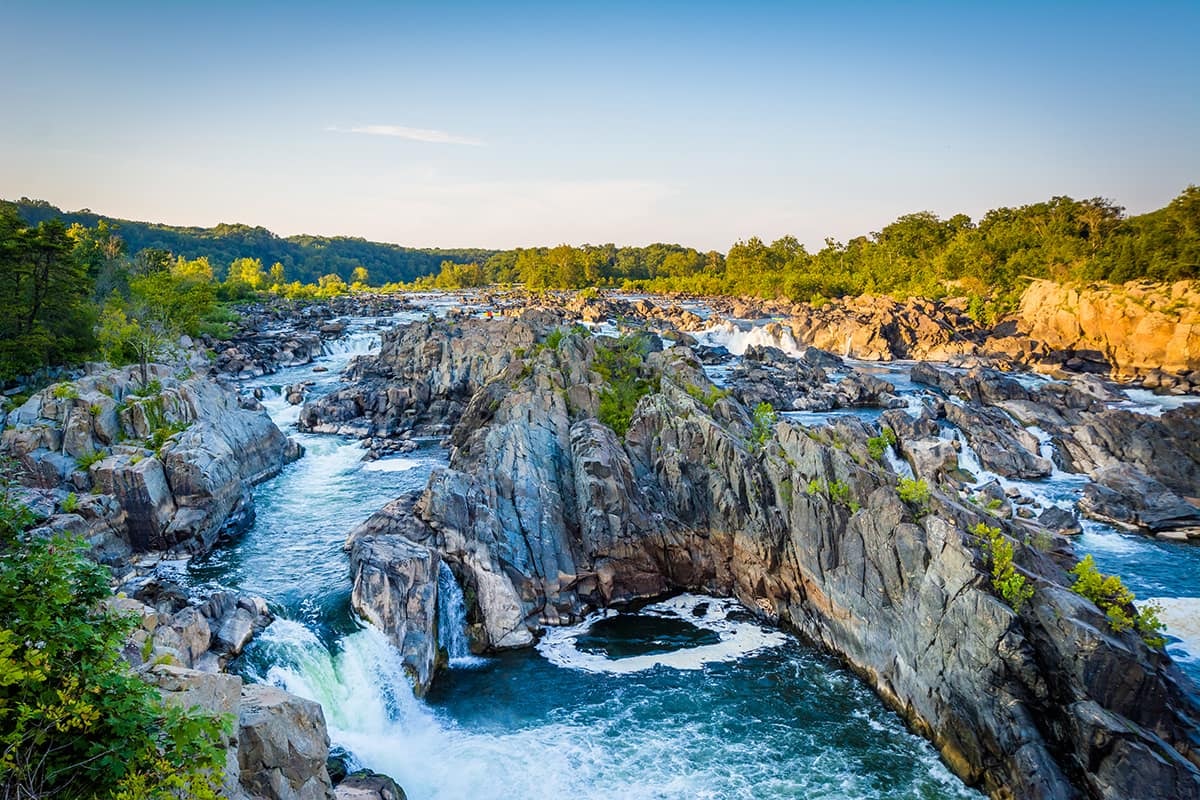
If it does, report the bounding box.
[437,561,484,667]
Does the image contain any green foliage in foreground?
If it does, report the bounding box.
[866,428,897,461]
[0,469,228,799]
[747,402,778,452]
[972,522,1035,612]
[594,335,658,439]
[1069,555,1166,648]
[897,478,931,513]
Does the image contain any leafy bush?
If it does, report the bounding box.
[75,449,107,470]
[748,402,778,451]
[52,383,79,401]
[685,383,730,410]
[866,427,897,461]
[806,478,859,512]
[897,478,931,513]
[1069,555,1166,648]
[595,336,658,439]
[148,420,190,452]
[137,379,163,397]
[0,471,229,799]
[61,492,79,514]
[972,522,1034,612]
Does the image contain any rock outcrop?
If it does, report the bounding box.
[239,684,336,800]
[1,364,300,559]
[346,502,441,693]
[338,316,1200,800]
[298,316,541,438]
[148,666,335,800]
[785,295,984,361]
[1018,279,1200,381]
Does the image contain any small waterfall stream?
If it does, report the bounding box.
[436,562,483,668]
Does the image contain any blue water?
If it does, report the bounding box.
[193,310,982,799]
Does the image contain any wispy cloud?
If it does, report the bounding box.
[327,124,484,146]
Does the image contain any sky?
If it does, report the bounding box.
[1,1,1198,252]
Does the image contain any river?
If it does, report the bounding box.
[182,308,982,799]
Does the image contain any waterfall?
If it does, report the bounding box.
[250,620,432,735]
[323,331,381,357]
[884,446,915,480]
[438,561,484,667]
[695,321,804,357]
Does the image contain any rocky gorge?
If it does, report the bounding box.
[297,295,1200,799]
[5,283,1200,800]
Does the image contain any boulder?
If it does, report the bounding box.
[335,772,406,800]
[147,665,245,799]
[348,532,440,693]
[1080,465,1200,536]
[238,683,335,800]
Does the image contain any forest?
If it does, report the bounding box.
[12,199,495,286]
[2,187,1197,383]
[411,188,1200,311]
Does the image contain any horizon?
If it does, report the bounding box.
[9,183,1199,258]
[3,1,1198,252]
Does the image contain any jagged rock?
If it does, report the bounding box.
[148,665,247,799]
[92,456,178,550]
[944,402,1053,479]
[238,683,335,800]
[785,294,983,361]
[348,529,440,693]
[335,771,407,800]
[1079,465,1200,536]
[900,438,960,483]
[1038,506,1082,536]
[1061,406,1200,499]
[1,364,300,559]
[341,315,1200,800]
[1018,279,1200,378]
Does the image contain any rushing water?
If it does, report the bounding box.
[694,317,1200,680]
[187,309,985,799]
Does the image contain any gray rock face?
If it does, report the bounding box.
[348,527,441,693]
[345,318,1200,800]
[299,316,539,438]
[1,364,299,558]
[147,666,336,800]
[238,683,335,800]
[943,402,1053,480]
[147,665,245,799]
[335,772,407,800]
[1080,465,1200,537]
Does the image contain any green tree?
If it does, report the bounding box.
[0,207,96,380]
[0,465,228,799]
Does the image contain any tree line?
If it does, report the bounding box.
[0,203,372,382]
[409,187,1200,318]
[3,187,1197,382]
[12,199,495,286]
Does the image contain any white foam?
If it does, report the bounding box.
[694,321,805,358]
[361,456,424,473]
[536,594,788,674]
[1113,388,1200,417]
[1145,596,1200,663]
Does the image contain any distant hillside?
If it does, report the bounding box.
[10,198,496,285]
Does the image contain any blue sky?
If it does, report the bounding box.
[2,1,1197,251]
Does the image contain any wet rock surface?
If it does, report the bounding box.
[320,312,1200,800]
[2,363,300,560]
